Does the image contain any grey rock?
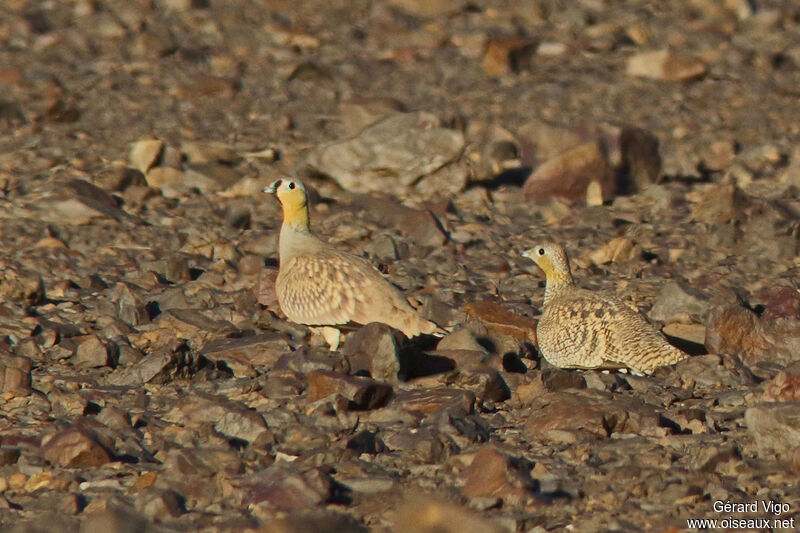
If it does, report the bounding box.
[650,281,710,323]
[304,111,465,195]
[745,403,800,458]
[342,322,405,382]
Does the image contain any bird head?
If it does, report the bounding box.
[521,242,573,283]
[264,178,309,229]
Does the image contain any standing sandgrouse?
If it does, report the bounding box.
[264,178,442,340]
[521,242,687,375]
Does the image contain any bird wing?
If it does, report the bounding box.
[546,290,683,373]
[276,250,410,327]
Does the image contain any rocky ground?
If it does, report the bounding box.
[1,0,800,531]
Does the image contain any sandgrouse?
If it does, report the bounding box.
[264,178,442,342]
[522,242,687,375]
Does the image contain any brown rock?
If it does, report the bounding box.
[463,301,537,345]
[517,119,584,168]
[0,353,31,394]
[201,333,291,377]
[758,286,800,321]
[391,388,475,416]
[43,98,80,123]
[358,197,448,248]
[461,445,536,506]
[0,266,45,305]
[454,367,510,403]
[129,139,164,174]
[240,466,333,511]
[74,335,112,369]
[523,141,616,204]
[689,183,747,224]
[704,289,800,364]
[626,49,707,81]
[42,427,113,467]
[524,390,661,440]
[93,167,147,192]
[618,127,662,192]
[145,166,184,189]
[482,36,537,78]
[134,487,184,519]
[342,323,405,382]
[744,403,800,459]
[588,237,642,265]
[307,370,392,410]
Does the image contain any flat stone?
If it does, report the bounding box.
[304,111,465,195]
[239,466,333,511]
[201,333,291,377]
[463,301,537,345]
[482,36,537,77]
[524,390,662,440]
[307,370,392,410]
[745,403,800,459]
[626,49,707,81]
[73,335,112,369]
[107,343,206,386]
[588,237,641,265]
[165,395,270,443]
[461,445,536,506]
[129,139,164,174]
[391,388,475,416]
[42,427,113,467]
[0,353,31,394]
[650,281,710,323]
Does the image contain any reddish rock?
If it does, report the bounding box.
[391,388,475,416]
[74,335,112,369]
[42,427,113,467]
[704,289,800,364]
[763,371,800,402]
[482,36,537,78]
[524,390,661,440]
[522,141,616,204]
[461,445,536,506]
[463,301,537,345]
[757,286,800,321]
[307,370,392,410]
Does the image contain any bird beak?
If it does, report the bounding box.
[521,249,532,259]
[264,179,281,194]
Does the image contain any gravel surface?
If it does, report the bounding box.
[1,1,800,532]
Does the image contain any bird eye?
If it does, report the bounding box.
[288,182,296,190]
[538,248,545,256]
